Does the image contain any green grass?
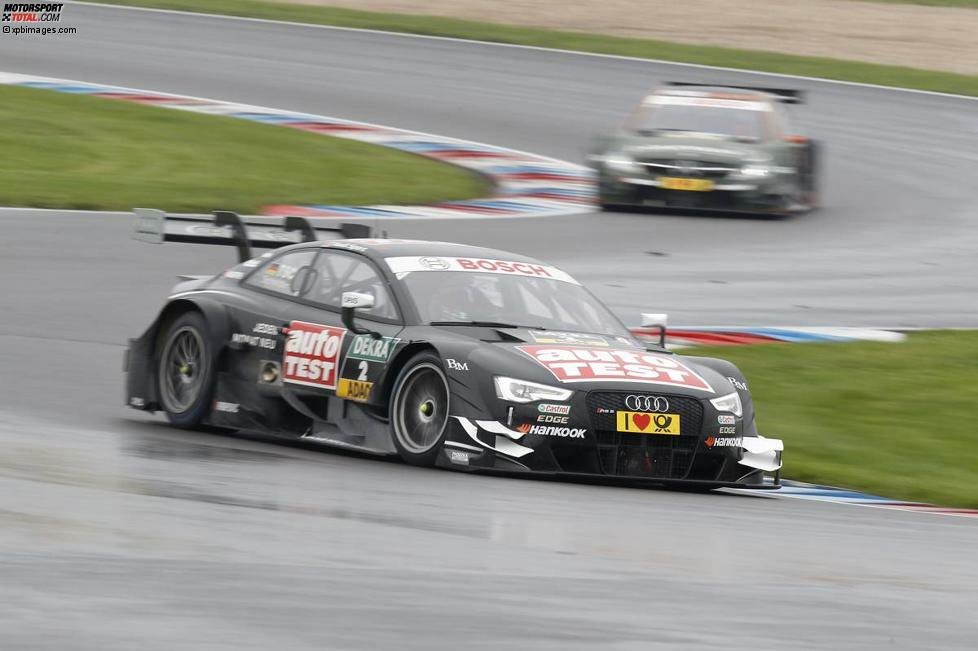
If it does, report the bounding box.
[0,84,486,213]
[86,0,978,97]
[693,331,978,508]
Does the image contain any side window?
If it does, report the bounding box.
[244,249,317,297]
[309,252,399,320]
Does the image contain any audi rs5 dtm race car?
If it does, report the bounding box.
[591,82,819,215]
[125,210,783,489]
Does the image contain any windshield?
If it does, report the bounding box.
[399,269,631,337]
[627,100,768,140]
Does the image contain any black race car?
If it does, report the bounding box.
[125,209,783,489]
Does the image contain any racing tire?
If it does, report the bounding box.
[156,311,216,428]
[389,352,451,467]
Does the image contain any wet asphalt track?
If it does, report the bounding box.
[1,3,977,649]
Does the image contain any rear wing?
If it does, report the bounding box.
[665,82,804,104]
[132,208,371,263]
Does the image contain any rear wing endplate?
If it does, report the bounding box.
[666,82,804,104]
[132,208,371,263]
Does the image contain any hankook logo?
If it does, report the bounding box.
[623,395,669,412]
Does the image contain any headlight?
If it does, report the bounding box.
[603,155,641,175]
[494,376,573,403]
[710,392,743,417]
[739,165,771,177]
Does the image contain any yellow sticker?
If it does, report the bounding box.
[659,177,715,192]
[336,378,373,403]
[615,411,681,435]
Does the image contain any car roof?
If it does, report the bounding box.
[322,238,553,265]
[651,86,778,104]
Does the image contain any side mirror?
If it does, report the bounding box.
[641,312,668,347]
[341,291,382,338]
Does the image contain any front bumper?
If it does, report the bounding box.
[599,173,789,213]
[441,415,783,489]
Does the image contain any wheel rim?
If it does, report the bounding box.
[394,362,449,454]
[159,325,206,413]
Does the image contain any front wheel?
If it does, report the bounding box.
[389,352,451,466]
[156,311,215,428]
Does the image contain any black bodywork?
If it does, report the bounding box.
[126,211,782,489]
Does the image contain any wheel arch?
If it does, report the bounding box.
[131,297,232,410]
[153,297,231,358]
[378,341,440,412]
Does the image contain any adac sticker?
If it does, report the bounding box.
[517,345,714,392]
[336,378,373,403]
[283,321,347,390]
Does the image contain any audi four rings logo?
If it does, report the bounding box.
[624,395,670,412]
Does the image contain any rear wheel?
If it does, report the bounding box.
[389,352,450,466]
[156,311,215,427]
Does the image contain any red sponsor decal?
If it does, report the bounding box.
[516,345,714,392]
[282,321,347,390]
[455,258,552,278]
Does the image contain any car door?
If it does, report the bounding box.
[220,246,325,399]
[294,249,404,407]
[220,246,403,416]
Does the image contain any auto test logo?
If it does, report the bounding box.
[283,321,347,390]
[517,346,714,392]
[2,3,63,22]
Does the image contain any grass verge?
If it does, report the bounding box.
[85,0,978,97]
[694,331,978,508]
[0,84,486,213]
